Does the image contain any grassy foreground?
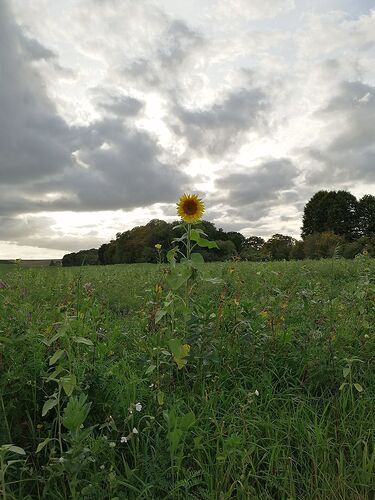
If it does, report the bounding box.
[0,259,374,499]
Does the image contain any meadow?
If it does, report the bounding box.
[0,258,374,499]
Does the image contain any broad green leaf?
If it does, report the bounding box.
[190,231,218,249]
[181,411,195,429]
[167,247,179,265]
[191,228,207,237]
[62,394,91,431]
[191,253,204,266]
[155,309,167,324]
[157,390,164,406]
[354,383,364,392]
[8,445,26,455]
[48,327,67,346]
[342,367,350,379]
[172,234,187,243]
[36,438,52,453]
[166,268,191,291]
[49,349,65,366]
[47,365,65,382]
[190,229,201,241]
[168,338,190,369]
[42,398,58,417]
[73,337,94,346]
[145,364,156,375]
[339,383,347,391]
[61,374,77,396]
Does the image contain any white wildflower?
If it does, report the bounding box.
[132,427,138,434]
[109,441,116,448]
[58,457,64,464]
[254,390,259,397]
[120,436,127,444]
[135,402,142,412]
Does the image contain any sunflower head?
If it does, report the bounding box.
[176,193,205,223]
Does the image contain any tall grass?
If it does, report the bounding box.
[0,259,374,498]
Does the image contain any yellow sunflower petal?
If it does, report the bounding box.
[176,193,205,223]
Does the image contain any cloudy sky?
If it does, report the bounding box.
[1,0,375,258]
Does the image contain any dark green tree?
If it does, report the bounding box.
[224,231,246,253]
[240,236,265,261]
[358,194,375,236]
[263,234,296,260]
[301,190,359,240]
[303,232,344,259]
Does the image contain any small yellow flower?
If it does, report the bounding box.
[260,310,268,318]
[155,243,162,250]
[176,193,205,223]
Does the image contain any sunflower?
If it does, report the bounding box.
[176,193,205,223]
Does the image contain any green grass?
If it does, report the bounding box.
[1,259,374,499]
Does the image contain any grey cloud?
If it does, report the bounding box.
[157,20,204,68]
[0,1,73,185]
[93,90,144,117]
[0,1,190,220]
[307,80,375,185]
[19,32,56,61]
[122,19,205,90]
[215,159,299,206]
[172,87,268,157]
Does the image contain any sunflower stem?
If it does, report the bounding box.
[186,223,192,260]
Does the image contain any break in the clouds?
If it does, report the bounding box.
[0,0,374,257]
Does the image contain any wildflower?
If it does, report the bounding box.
[176,193,205,223]
[135,402,142,412]
[254,390,259,397]
[0,280,7,289]
[155,243,162,250]
[58,457,65,464]
[260,310,268,318]
[132,427,138,434]
[100,465,105,470]
[109,441,116,448]
[364,334,369,339]
[120,436,127,444]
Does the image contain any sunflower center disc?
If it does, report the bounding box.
[183,201,198,215]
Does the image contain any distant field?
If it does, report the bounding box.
[1,259,374,499]
[0,259,61,268]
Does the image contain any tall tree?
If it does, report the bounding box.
[243,236,265,251]
[358,194,375,236]
[263,234,296,260]
[301,190,359,240]
[224,231,246,253]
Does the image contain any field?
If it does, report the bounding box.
[0,260,61,268]
[0,259,374,499]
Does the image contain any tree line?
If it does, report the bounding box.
[62,190,375,266]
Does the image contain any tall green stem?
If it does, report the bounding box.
[0,453,6,500]
[186,224,192,260]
